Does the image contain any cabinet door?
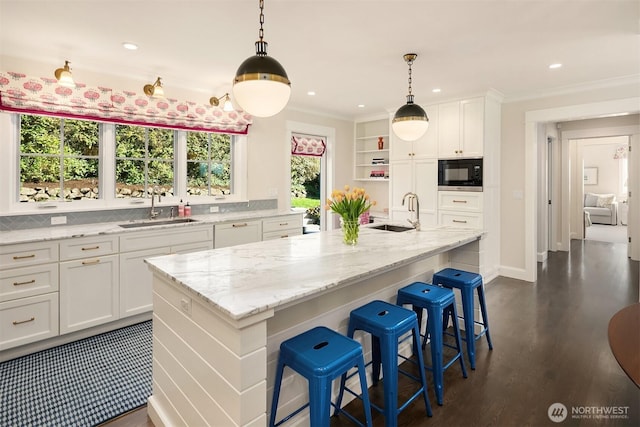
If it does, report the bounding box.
[59,254,119,334]
[390,159,413,221]
[0,293,59,350]
[214,220,262,248]
[438,101,461,158]
[411,104,439,159]
[119,247,170,317]
[460,97,484,157]
[413,159,438,227]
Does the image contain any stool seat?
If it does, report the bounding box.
[397,282,467,405]
[432,268,493,369]
[337,300,432,427]
[270,326,372,427]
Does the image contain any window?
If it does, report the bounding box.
[186,131,232,196]
[19,115,100,202]
[115,124,175,198]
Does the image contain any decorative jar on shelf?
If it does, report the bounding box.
[377,136,384,150]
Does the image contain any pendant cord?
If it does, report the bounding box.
[258,0,265,42]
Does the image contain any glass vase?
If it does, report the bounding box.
[342,219,360,246]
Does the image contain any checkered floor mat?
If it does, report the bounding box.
[0,321,152,427]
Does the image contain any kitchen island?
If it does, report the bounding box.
[144,225,485,426]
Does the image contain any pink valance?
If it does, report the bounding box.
[291,134,326,157]
[0,71,252,134]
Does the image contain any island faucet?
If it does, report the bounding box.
[149,186,162,219]
[402,192,420,230]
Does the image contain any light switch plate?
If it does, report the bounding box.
[51,216,67,225]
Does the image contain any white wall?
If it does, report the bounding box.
[501,83,640,281]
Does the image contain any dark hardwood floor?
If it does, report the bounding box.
[104,239,639,427]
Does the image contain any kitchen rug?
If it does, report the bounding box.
[0,320,152,427]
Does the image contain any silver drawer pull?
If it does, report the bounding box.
[82,259,101,265]
[279,223,289,226]
[14,279,36,286]
[81,246,100,251]
[13,254,36,260]
[453,220,468,224]
[452,200,468,203]
[232,223,248,228]
[13,317,35,325]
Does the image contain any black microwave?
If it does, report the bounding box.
[438,158,483,191]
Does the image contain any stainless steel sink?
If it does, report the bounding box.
[369,224,414,232]
[119,218,199,228]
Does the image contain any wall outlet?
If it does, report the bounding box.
[180,298,192,316]
[209,206,219,213]
[51,216,67,225]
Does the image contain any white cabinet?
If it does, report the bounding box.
[262,214,303,240]
[438,191,483,228]
[438,97,484,158]
[215,220,262,248]
[390,105,438,161]
[390,158,438,227]
[0,241,60,350]
[0,293,59,350]
[119,225,213,317]
[354,118,390,181]
[58,236,119,334]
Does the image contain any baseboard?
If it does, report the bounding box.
[498,266,532,282]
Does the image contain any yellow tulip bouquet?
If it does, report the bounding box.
[325,185,376,244]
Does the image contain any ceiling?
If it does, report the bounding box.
[1,0,639,120]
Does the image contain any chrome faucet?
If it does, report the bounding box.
[402,192,420,230]
[149,186,162,219]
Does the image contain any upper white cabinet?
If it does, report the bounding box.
[438,97,484,158]
[354,118,390,181]
[390,105,438,161]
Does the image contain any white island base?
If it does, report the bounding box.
[144,226,485,426]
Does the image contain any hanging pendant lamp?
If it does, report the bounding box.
[232,0,291,117]
[392,53,429,141]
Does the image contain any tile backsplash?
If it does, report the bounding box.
[0,199,277,231]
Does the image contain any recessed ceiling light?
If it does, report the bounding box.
[432,88,441,93]
[357,104,365,108]
[549,63,562,69]
[307,91,316,96]
[122,42,138,50]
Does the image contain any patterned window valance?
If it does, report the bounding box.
[0,71,252,134]
[291,133,326,157]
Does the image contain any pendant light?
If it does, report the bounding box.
[232,0,291,117]
[392,53,429,141]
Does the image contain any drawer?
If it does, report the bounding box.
[120,225,214,252]
[59,235,118,261]
[0,241,59,269]
[0,263,59,302]
[438,211,483,228]
[0,293,59,350]
[263,228,302,241]
[438,191,483,212]
[262,215,303,233]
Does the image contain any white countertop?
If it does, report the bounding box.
[0,209,295,245]
[145,225,484,321]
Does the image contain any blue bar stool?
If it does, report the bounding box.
[269,326,373,427]
[432,268,494,369]
[336,300,432,427]
[396,282,467,405]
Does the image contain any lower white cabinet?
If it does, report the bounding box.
[262,214,303,240]
[59,254,119,334]
[390,158,438,227]
[120,247,170,317]
[438,191,484,229]
[0,293,59,350]
[215,220,262,248]
[438,211,483,228]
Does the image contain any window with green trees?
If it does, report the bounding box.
[19,115,100,202]
[186,131,232,196]
[115,125,175,198]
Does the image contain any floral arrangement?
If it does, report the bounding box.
[325,185,376,222]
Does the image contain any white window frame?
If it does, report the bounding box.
[0,112,247,215]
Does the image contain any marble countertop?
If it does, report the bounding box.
[145,225,484,321]
[0,209,296,245]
